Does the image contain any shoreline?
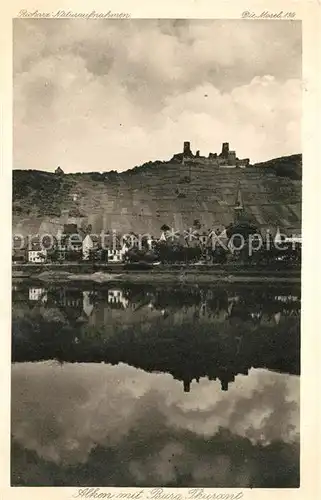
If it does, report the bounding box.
[12,265,301,284]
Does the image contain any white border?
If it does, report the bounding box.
[1,1,320,498]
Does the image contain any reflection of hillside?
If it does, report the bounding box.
[12,284,300,392]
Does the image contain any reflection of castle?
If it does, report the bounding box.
[13,284,300,393]
[182,371,238,393]
[179,361,248,393]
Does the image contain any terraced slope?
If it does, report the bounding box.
[12,154,302,237]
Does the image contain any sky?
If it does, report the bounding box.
[13,19,302,173]
[12,362,299,486]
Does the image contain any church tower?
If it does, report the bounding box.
[233,184,244,222]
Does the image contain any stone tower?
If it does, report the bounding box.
[221,143,229,158]
[183,141,193,157]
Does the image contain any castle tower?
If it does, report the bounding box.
[183,141,193,157]
[228,150,236,166]
[221,142,229,158]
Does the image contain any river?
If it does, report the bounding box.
[11,282,300,487]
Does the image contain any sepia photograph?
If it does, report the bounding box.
[11,17,302,488]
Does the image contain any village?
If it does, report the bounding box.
[12,167,302,268]
[12,198,301,268]
[12,140,302,268]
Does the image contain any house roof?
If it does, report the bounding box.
[63,223,78,235]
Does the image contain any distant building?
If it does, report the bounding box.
[28,238,47,263]
[107,242,128,263]
[28,249,47,263]
[55,166,64,175]
[28,248,46,263]
[82,234,95,260]
[171,141,250,168]
[83,291,94,316]
[29,288,47,302]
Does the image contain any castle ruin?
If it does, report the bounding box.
[172,141,250,168]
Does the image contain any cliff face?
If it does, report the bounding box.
[12,154,302,237]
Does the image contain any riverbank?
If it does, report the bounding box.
[12,264,301,284]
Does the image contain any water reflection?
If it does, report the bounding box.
[12,283,300,392]
[11,362,299,487]
[11,282,300,487]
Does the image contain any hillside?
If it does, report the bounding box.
[12,154,302,238]
[253,154,302,180]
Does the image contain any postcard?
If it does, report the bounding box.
[0,0,320,499]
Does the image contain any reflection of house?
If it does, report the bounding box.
[83,291,94,316]
[108,289,129,308]
[58,288,82,308]
[29,288,47,302]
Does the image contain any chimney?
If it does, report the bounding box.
[221,143,229,157]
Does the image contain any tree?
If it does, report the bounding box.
[193,219,201,230]
[47,247,60,263]
[126,247,148,263]
[211,246,228,264]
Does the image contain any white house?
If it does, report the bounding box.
[107,243,128,263]
[82,234,95,260]
[28,249,47,263]
[29,288,47,302]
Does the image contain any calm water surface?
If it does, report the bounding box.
[11,282,300,487]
